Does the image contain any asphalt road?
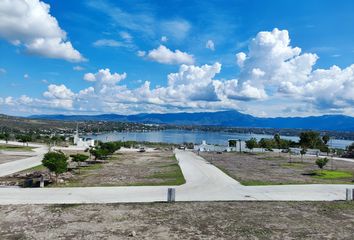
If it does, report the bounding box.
[0,147,353,204]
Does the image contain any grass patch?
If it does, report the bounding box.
[0,144,34,152]
[312,170,353,179]
[19,164,46,173]
[159,163,180,168]
[324,201,354,210]
[81,163,103,171]
[281,162,310,169]
[143,156,185,186]
[240,180,299,186]
[146,166,186,185]
[260,156,285,161]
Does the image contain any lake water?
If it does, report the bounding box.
[86,130,353,149]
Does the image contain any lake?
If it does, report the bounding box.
[86,130,353,149]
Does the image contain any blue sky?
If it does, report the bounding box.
[0,0,354,117]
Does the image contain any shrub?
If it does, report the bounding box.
[316,158,329,170]
[70,154,89,166]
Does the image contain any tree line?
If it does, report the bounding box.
[245,131,332,152]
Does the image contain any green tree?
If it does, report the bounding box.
[228,140,237,147]
[274,133,281,148]
[70,154,89,167]
[299,131,324,149]
[259,138,274,151]
[344,143,354,159]
[300,148,307,162]
[99,141,121,155]
[42,151,68,183]
[4,133,10,144]
[245,138,258,152]
[316,158,329,171]
[17,135,32,146]
[322,135,330,145]
[90,148,109,160]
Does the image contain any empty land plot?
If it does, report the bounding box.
[201,152,354,185]
[1,201,354,239]
[63,150,185,187]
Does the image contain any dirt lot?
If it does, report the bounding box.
[61,150,184,187]
[0,154,31,164]
[0,149,184,187]
[200,152,354,185]
[1,201,354,239]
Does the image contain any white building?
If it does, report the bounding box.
[194,140,234,152]
[73,125,95,148]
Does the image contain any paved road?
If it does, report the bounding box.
[0,148,353,204]
[0,141,48,177]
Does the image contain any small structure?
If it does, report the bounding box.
[194,140,231,152]
[73,124,95,148]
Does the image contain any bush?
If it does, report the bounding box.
[70,154,89,163]
[316,158,329,170]
[90,148,110,160]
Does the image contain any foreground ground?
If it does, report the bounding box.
[1,201,354,239]
[201,152,354,185]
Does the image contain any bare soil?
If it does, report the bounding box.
[200,152,354,185]
[1,201,354,239]
[0,150,184,187]
[63,150,184,187]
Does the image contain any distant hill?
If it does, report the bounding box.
[29,110,354,131]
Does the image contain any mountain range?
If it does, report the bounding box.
[29,111,354,131]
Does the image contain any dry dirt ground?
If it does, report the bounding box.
[0,150,184,187]
[200,152,354,185]
[1,201,354,239]
[62,150,184,187]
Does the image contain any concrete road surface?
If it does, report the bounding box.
[0,141,48,177]
[0,148,353,204]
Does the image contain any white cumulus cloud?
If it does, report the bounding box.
[43,84,74,108]
[5,28,354,116]
[147,45,194,65]
[0,0,85,62]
